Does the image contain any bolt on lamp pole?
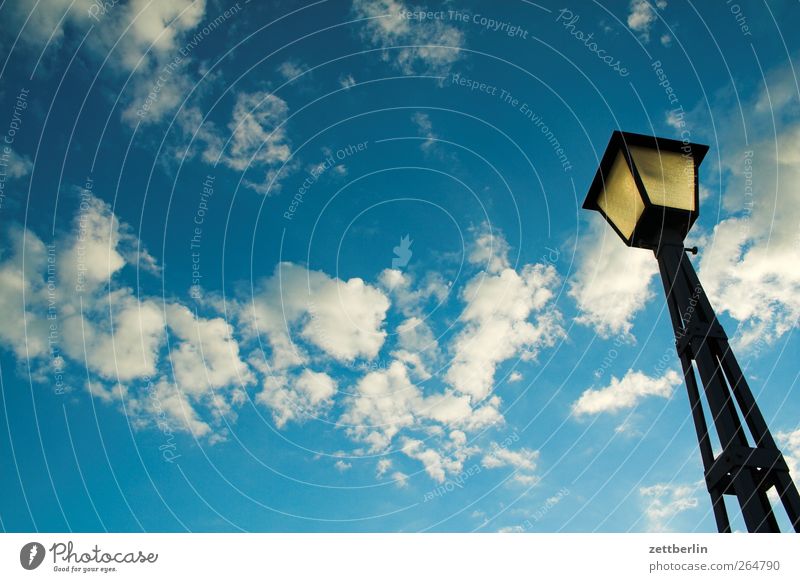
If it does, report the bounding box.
[582,131,800,532]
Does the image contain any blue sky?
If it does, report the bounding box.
[0,0,799,533]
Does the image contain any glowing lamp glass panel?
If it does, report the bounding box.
[596,151,645,240]
[629,145,696,211]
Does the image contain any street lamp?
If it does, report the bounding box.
[583,130,800,533]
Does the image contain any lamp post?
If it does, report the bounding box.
[582,130,800,533]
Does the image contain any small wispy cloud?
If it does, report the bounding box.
[639,481,700,532]
[627,0,667,43]
[572,370,680,417]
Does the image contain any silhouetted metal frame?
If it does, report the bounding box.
[583,130,800,531]
[655,237,800,533]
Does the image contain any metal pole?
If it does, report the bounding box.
[654,241,800,532]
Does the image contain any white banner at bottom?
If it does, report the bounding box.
[1,533,797,581]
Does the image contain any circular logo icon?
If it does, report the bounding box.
[20,542,46,570]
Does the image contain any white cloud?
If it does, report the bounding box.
[101,377,216,439]
[58,192,128,293]
[37,192,169,383]
[508,371,523,383]
[86,1,211,126]
[699,219,800,348]
[3,149,33,179]
[277,60,309,80]
[0,189,259,442]
[352,0,464,75]
[639,481,700,532]
[424,392,504,430]
[569,219,658,340]
[301,272,390,361]
[392,349,430,381]
[614,416,643,437]
[255,375,294,428]
[447,253,564,401]
[256,369,338,428]
[481,442,540,485]
[412,112,436,151]
[392,316,439,380]
[376,458,392,477]
[753,65,799,115]
[40,1,233,135]
[572,369,680,417]
[341,244,560,481]
[122,70,194,127]
[397,316,437,352]
[216,91,292,180]
[379,268,449,316]
[182,90,295,195]
[4,0,95,47]
[400,433,477,483]
[1,204,558,481]
[141,377,215,439]
[340,361,423,451]
[0,226,50,359]
[235,262,390,379]
[334,459,352,472]
[339,74,356,89]
[340,360,502,454]
[391,471,409,487]
[166,304,252,389]
[61,290,165,382]
[378,267,407,291]
[109,3,205,67]
[108,0,207,70]
[352,223,559,486]
[400,439,449,482]
[776,428,800,478]
[697,64,800,349]
[297,368,338,402]
[174,105,220,160]
[0,191,163,383]
[627,0,665,43]
[6,1,242,131]
[467,224,511,275]
[666,108,684,130]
